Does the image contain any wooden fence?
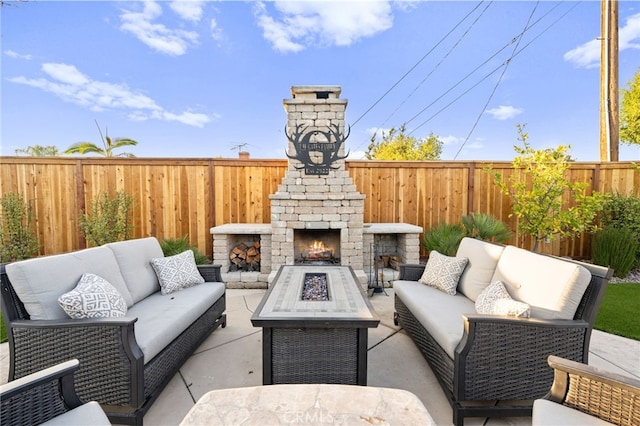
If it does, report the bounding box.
[1,157,638,260]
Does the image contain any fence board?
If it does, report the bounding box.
[1,157,638,260]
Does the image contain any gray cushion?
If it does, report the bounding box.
[106,237,164,304]
[150,250,205,295]
[394,280,475,359]
[418,251,469,295]
[532,400,615,426]
[40,401,111,426]
[5,246,131,320]
[58,273,128,319]
[475,281,530,318]
[456,237,505,301]
[491,246,591,320]
[126,281,225,363]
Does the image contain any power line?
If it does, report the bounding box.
[377,1,494,131]
[451,1,581,159]
[350,0,487,129]
[406,1,573,136]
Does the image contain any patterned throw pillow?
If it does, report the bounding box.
[58,273,127,319]
[150,250,205,295]
[418,250,469,295]
[475,281,531,318]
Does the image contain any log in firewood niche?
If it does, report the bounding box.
[229,240,261,272]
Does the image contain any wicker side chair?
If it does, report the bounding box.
[533,355,640,425]
[1,359,111,426]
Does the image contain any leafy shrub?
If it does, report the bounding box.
[423,213,512,257]
[160,236,210,265]
[79,190,134,246]
[422,222,466,256]
[592,227,638,278]
[461,213,512,242]
[0,192,40,262]
[599,193,640,267]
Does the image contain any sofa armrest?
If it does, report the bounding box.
[454,314,591,401]
[1,359,83,425]
[543,355,640,425]
[398,264,425,281]
[9,317,145,409]
[198,264,223,282]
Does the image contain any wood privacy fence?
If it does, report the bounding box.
[1,157,638,260]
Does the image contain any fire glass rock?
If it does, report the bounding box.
[301,273,329,301]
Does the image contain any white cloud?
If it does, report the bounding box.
[120,1,199,56]
[4,50,32,60]
[169,0,204,23]
[254,0,393,53]
[485,105,523,120]
[210,17,224,43]
[8,62,212,127]
[564,12,640,69]
[440,135,464,146]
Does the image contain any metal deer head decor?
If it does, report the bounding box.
[285,123,350,175]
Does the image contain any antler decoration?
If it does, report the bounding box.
[322,124,350,169]
[285,123,313,170]
[284,123,351,174]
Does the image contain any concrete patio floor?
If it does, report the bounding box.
[1,288,639,425]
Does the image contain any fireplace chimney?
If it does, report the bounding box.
[269,86,366,282]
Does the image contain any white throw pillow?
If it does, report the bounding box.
[150,250,205,295]
[418,250,469,295]
[476,281,531,318]
[58,273,127,319]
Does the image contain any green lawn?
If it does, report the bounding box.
[594,283,640,341]
[1,316,6,343]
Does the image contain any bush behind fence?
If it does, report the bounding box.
[1,157,638,260]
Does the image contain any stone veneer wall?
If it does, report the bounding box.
[269,86,366,273]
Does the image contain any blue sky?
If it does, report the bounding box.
[2,0,639,161]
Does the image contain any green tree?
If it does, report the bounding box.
[489,124,605,252]
[366,125,442,160]
[0,192,40,262]
[65,121,138,157]
[79,190,134,246]
[620,67,640,146]
[14,145,61,156]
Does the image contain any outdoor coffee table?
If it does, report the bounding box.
[251,265,380,385]
[179,384,436,425]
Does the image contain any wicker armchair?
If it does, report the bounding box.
[533,355,640,425]
[394,257,613,426]
[1,359,111,426]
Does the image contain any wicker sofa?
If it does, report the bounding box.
[1,237,227,425]
[1,359,110,426]
[393,237,613,426]
[533,355,640,426]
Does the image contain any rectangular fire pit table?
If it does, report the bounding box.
[251,265,380,385]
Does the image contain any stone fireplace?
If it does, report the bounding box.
[210,85,423,288]
[269,86,366,280]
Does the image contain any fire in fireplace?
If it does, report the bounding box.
[294,230,340,265]
[302,241,333,261]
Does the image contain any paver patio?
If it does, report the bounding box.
[1,288,638,425]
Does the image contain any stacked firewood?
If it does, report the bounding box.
[229,241,261,271]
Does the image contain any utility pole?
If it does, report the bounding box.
[600,0,619,161]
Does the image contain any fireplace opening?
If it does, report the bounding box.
[294,229,340,265]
